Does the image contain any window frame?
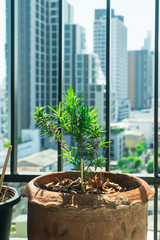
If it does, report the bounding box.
[4,0,160,239]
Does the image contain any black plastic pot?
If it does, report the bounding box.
[0,186,21,240]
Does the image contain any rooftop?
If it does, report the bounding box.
[17,149,58,172]
[125,130,144,137]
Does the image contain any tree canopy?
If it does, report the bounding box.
[135,141,145,156]
[116,156,143,173]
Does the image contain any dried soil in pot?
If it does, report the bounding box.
[23,171,154,240]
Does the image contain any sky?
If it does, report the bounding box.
[0,0,155,84]
[68,0,155,52]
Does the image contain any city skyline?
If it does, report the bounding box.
[3,0,152,144]
[68,0,154,52]
[1,0,155,142]
[0,0,155,83]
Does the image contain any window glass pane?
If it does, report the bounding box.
[6,182,28,239]
[147,185,154,240]
[65,0,106,171]
[14,0,63,173]
[0,0,10,174]
[111,0,155,176]
[4,0,157,178]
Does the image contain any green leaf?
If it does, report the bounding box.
[61,147,70,155]
[62,154,72,159]
[47,106,58,115]
[32,86,109,173]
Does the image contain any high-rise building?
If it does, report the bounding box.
[111,10,128,100]
[141,32,154,99]
[141,31,152,51]
[128,50,153,110]
[76,53,108,125]
[5,0,11,140]
[93,9,130,122]
[63,22,107,124]
[6,0,108,152]
[94,9,106,76]
[6,0,121,154]
[64,24,85,93]
[6,0,73,144]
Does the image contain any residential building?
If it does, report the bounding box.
[76,53,107,125]
[123,118,153,149]
[142,33,154,99]
[110,127,125,161]
[128,50,153,110]
[111,118,153,150]
[64,23,85,93]
[18,149,57,173]
[118,99,130,122]
[18,129,40,159]
[125,130,145,149]
[6,0,73,147]
[63,22,107,123]
[94,9,130,122]
[93,9,106,76]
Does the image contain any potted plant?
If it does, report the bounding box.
[0,146,21,240]
[23,87,154,240]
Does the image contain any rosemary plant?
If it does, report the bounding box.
[32,86,108,191]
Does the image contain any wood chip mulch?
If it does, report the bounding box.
[44,175,128,194]
[0,187,12,202]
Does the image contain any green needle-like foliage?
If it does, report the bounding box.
[32,86,108,184]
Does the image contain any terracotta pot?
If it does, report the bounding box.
[23,171,154,240]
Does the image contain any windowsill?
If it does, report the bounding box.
[147,231,156,239]
[10,239,27,240]
[10,231,156,240]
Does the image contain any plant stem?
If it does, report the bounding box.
[0,146,12,192]
[81,157,84,192]
[79,142,84,192]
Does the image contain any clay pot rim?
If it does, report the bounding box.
[0,186,21,210]
[23,171,154,209]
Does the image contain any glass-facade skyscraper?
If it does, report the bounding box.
[6,0,73,141]
[94,9,130,122]
[128,50,153,110]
